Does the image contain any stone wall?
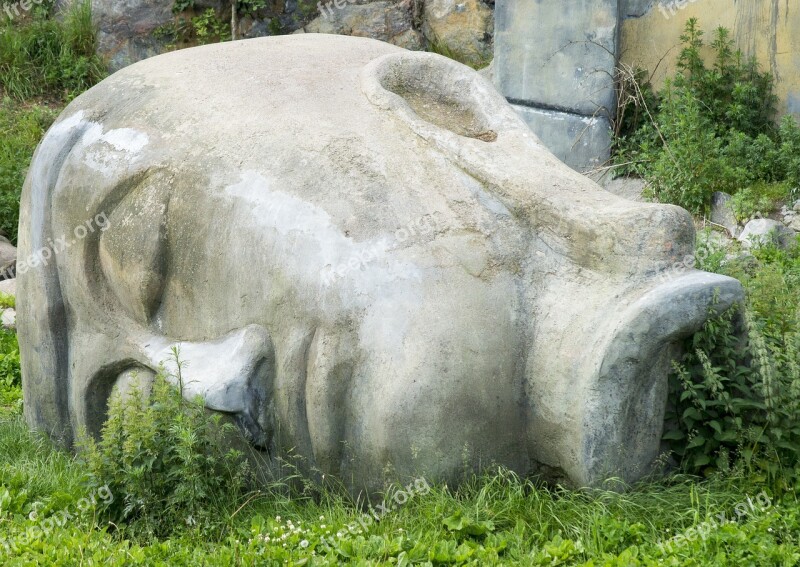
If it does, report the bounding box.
[492,0,800,172]
[88,0,494,72]
[493,0,618,172]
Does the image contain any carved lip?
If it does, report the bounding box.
[578,270,744,485]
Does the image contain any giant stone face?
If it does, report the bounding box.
[18,35,742,493]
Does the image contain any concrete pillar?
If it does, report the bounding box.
[493,1,619,172]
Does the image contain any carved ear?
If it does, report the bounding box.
[98,174,170,325]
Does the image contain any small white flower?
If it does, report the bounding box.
[276,516,281,521]
[319,515,325,521]
[300,540,309,548]
[321,524,326,529]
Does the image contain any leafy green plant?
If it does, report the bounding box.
[78,349,252,539]
[613,18,796,215]
[729,181,792,222]
[665,240,800,490]
[0,326,20,415]
[0,100,59,243]
[0,0,105,101]
[191,8,231,44]
[0,327,20,391]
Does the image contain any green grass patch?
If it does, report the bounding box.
[0,0,105,102]
[0,100,60,243]
[1,415,799,565]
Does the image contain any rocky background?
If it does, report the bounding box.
[88,0,495,71]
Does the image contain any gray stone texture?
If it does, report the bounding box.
[710,191,739,237]
[738,218,798,249]
[19,35,742,493]
[304,0,424,50]
[494,0,618,116]
[90,0,174,71]
[513,105,612,172]
[492,0,618,171]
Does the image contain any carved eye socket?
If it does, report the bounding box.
[98,175,170,325]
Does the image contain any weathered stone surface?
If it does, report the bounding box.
[603,176,647,202]
[422,0,493,68]
[710,191,739,237]
[19,35,742,492]
[304,1,422,48]
[493,0,618,116]
[0,278,15,330]
[0,236,16,280]
[738,218,798,249]
[0,278,16,297]
[90,0,174,71]
[512,105,612,172]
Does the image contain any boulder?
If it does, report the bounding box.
[710,191,738,237]
[422,0,494,68]
[0,278,15,330]
[0,278,16,297]
[602,176,647,202]
[304,0,423,49]
[0,236,16,280]
[89,0,174,71]
[738,218,798,249]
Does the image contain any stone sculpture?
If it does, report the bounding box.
[18,34,742,493]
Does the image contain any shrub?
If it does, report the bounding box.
[664,241,800,490]
[0,327,19,390]
[729,181,792,223]
[78,349,252,539]
[614,18,798,214]
[0,326,20,414]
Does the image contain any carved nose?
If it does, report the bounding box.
[142,324,275,447]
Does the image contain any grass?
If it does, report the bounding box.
[0,0,102,243]
[0,0,105,102]
[1,392,799,564]
[0,100,60,244]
